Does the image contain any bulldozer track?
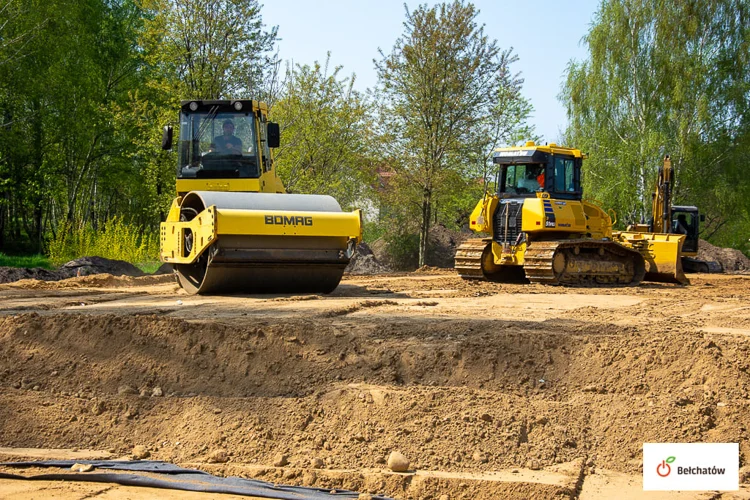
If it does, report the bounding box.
[454,238,490,280]
[523,240,646,285]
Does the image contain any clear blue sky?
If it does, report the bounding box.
[262,0,601,144]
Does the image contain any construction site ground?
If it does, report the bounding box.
[1,270,750,499]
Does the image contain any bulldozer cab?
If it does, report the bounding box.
[493,142,583,200]
[670,206,700,253]
[498,163,545,195]
[176,100,265,180]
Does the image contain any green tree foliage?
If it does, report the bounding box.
[140,0,277,99]
[0,0,154,253]
[270,55,374,209]
[562,0,750,249]
[375,0,531,266]
[0,0,279,260]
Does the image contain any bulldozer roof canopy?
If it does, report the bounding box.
[493,142,584,164]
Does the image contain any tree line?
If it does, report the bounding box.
[563,0,750,250]
[0,0,747,265]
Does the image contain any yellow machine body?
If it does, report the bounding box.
[159,99,362,294]
[614,231,687,283]
[455,142,686,285]
[619,155,720,274]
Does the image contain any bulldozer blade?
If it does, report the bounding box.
[614,232,690,285]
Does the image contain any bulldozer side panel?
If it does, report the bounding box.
[581,201,613,239]
[521,198,587,234]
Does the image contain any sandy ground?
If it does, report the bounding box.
[1,270,750,499]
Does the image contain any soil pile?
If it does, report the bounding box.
[367,237,398,270]
[0,256,148,285]
[345,242,389,275]
[0,267,65,284]
[60,256,145,277]
[413,265,444,274]
[1,299,749,477]
[2,273,750,498]
[426,224,472,268]
[698,239,750,271]
[153,263,174,275]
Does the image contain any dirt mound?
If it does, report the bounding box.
[0,256,150,285]
[2,273,750,498]
[367,237,397,270]
[698,239,750,272]
[345,242,389,275]
[1,307,749,478]
[426,224,472,268]
[413,265,444,274]
[0,273,174,290]
[0,267,66,284]
[61,256,145,277]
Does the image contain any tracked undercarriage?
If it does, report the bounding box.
[523,240,646,285]
[455,238,646,285]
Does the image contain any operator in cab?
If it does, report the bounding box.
[211,119,243,154]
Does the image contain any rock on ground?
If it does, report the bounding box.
[387,451,410,472]
[206,449,229,463]
[273,453,289,467]
[132,445,150,459]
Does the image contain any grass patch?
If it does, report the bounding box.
[135,261,164,274]
[49,216,159,267]
[0,252,54,269]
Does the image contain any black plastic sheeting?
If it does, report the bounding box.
[0,460,392,499]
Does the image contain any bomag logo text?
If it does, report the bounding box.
[264,215,313,226]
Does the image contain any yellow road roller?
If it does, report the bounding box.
[160,99,362,294]
[455,142,687,285]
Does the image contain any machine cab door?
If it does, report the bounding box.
[670,206,699,253]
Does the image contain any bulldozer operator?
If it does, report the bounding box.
[516,166,545,193]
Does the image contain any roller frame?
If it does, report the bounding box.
[159,191,362,294]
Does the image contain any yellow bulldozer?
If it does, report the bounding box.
[455,142,688,285]
[617,155,722,274]
[159,99,362,294]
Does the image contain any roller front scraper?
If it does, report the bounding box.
[159,100,362,294]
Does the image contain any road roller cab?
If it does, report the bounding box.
[159,100,363,294]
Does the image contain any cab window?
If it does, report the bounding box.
[554,157,575,193]
[671,212,694,235]
[498,164,545,195]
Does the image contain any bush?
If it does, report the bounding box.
[49,217,159,270]
[0,253,53,269]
